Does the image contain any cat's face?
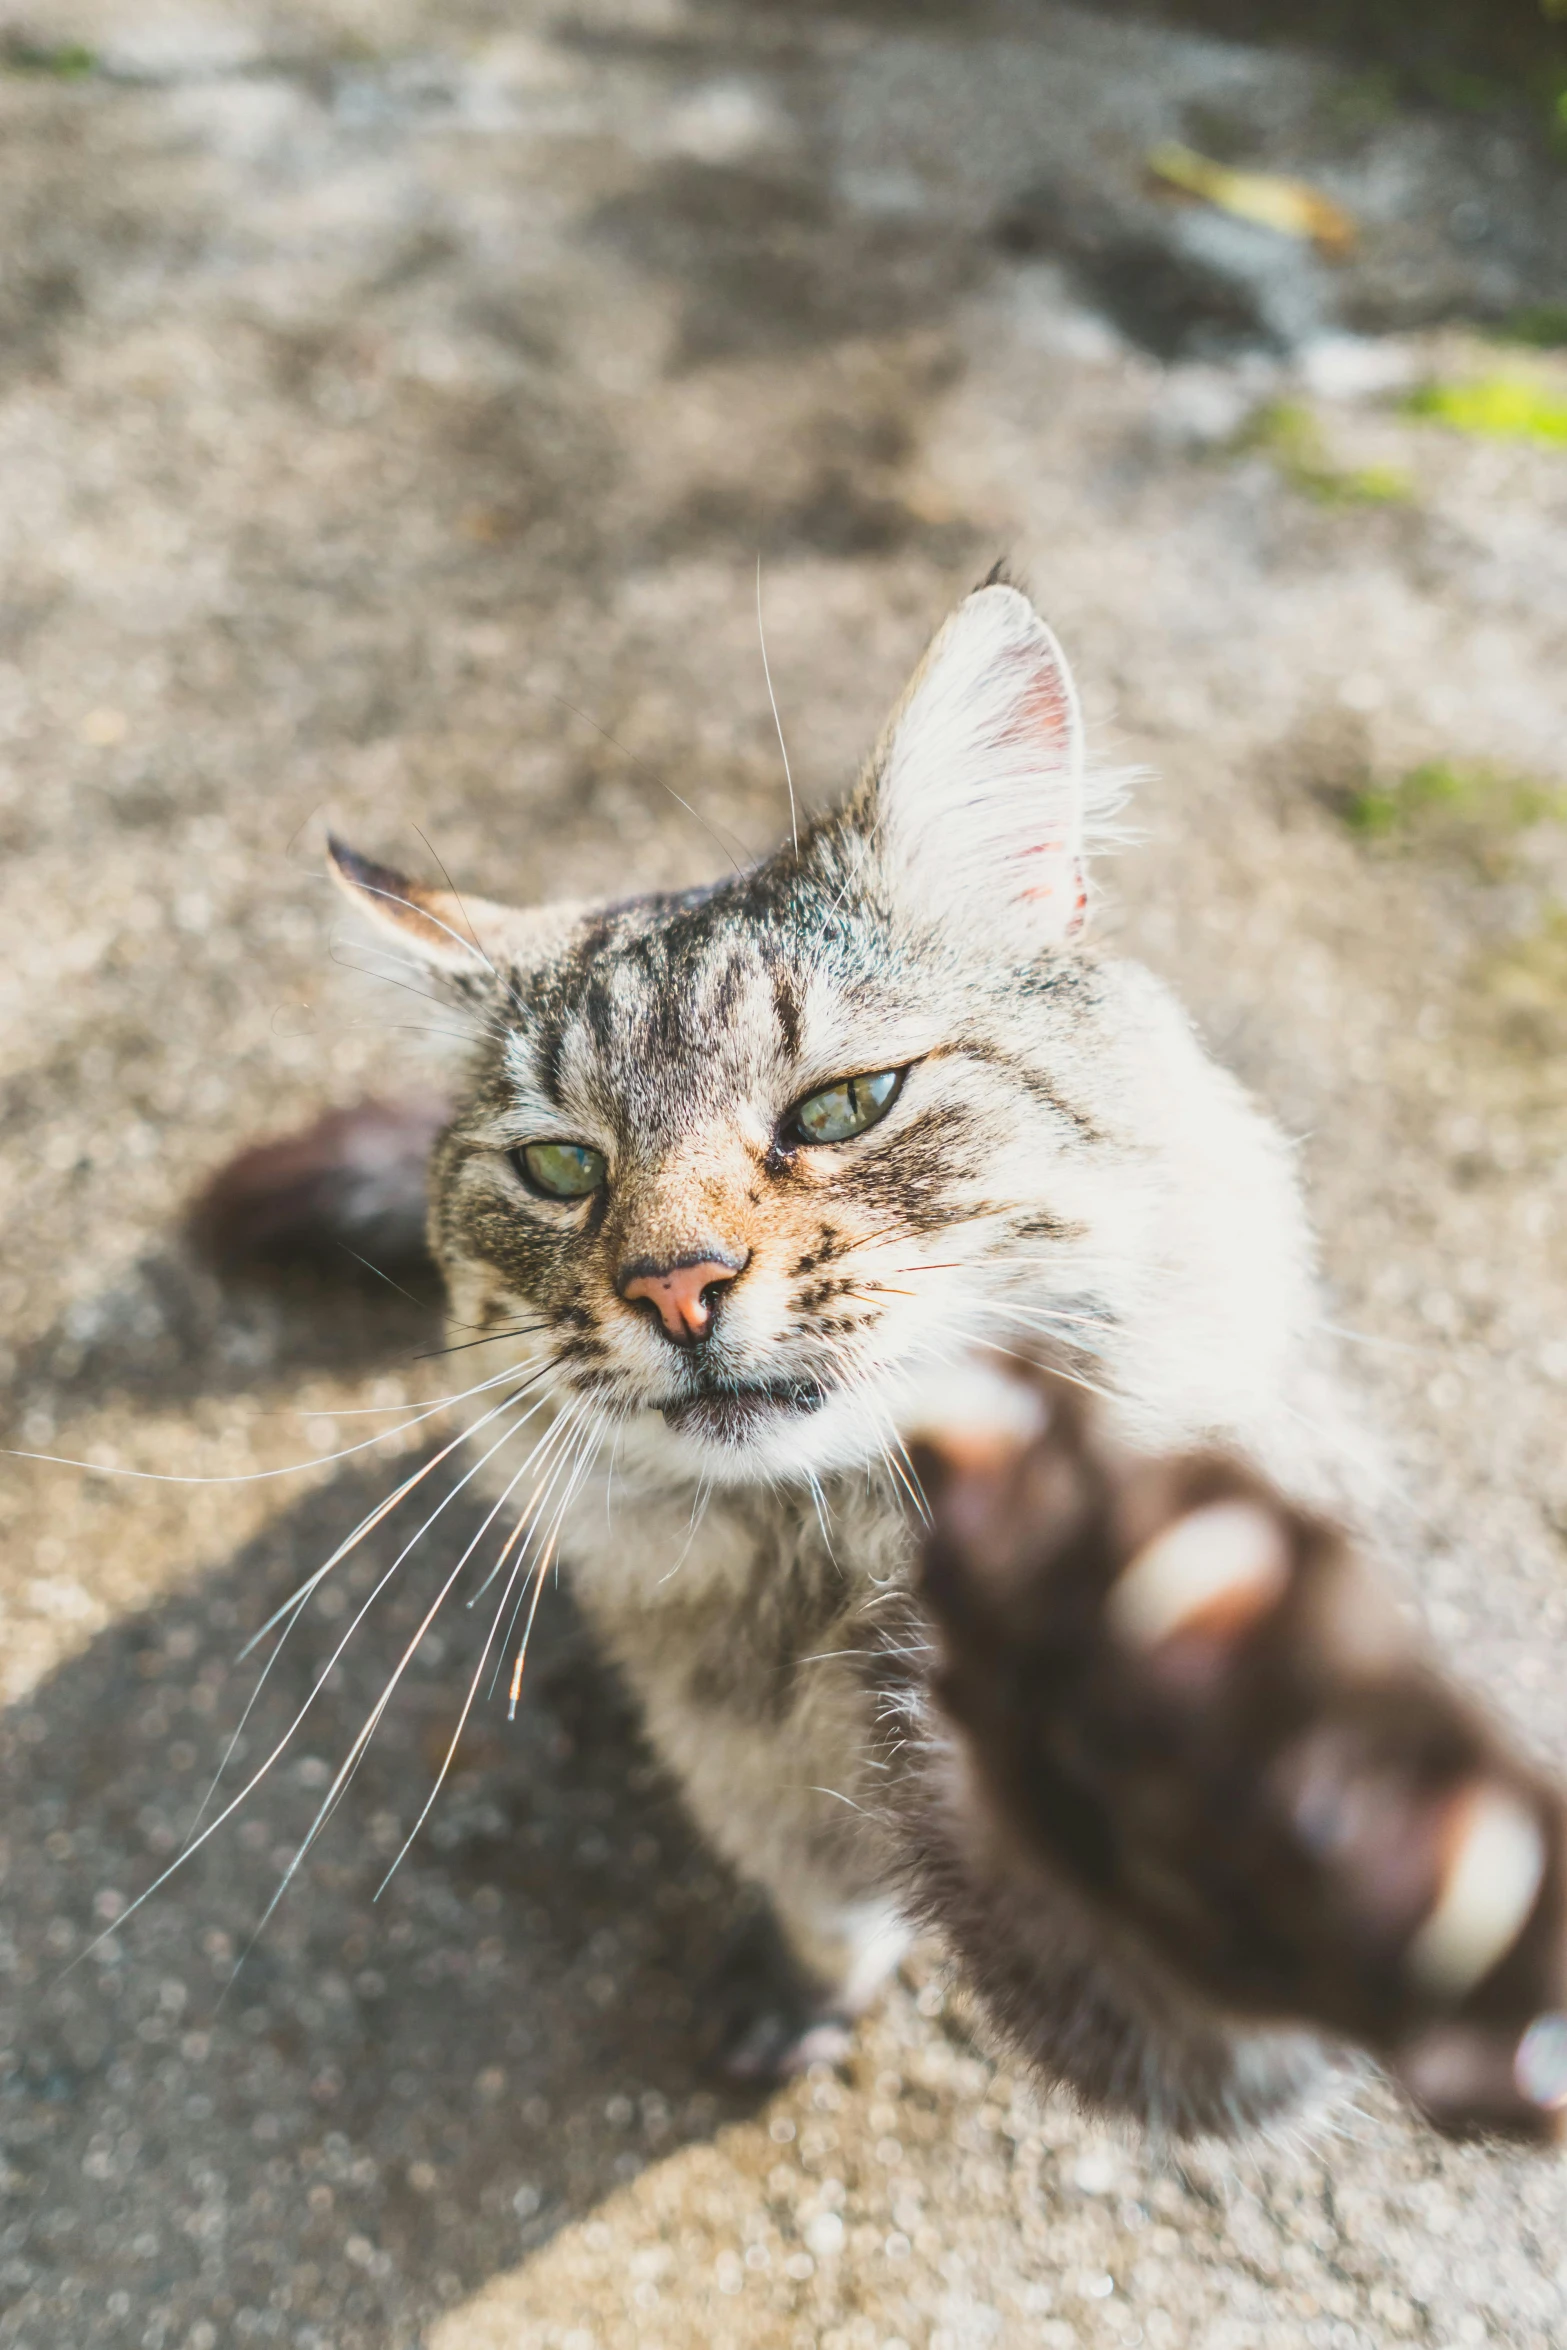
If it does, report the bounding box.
[334,583,1119,1488]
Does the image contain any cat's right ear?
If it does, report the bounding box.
[326,837,513,986]
[867,583,1094,954]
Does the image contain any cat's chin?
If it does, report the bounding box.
[660,1379,828,1447]
[625,1375,876,1488]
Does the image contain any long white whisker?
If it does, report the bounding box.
[382,1408,605,1890]
[327,939,480,1020]
[71,1385,549,1970]
[804,1469,837,1562]
[411,821,501,978]
[9,1355,544,1492]
[658,1469,714,1583]
[966,1332,1120,1405]
[755,553,798,855]
[336,870,498,978]
[502,1412,603,1715]
[180,1581,317,1847]
[477,1402,598,1699]
[310,1417,586,1882]
[239,1370,553,1658]
[221,1394,571,1974]
[463,1402,586,1608]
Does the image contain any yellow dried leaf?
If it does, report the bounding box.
[1147,142,1357,257]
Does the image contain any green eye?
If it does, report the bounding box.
[789,1068,903,1146]
[515,1141,606,1199]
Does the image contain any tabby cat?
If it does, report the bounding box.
[253,578,1563,2137]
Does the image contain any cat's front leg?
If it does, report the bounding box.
[908,1389,1567,2142]
[577,1584,911,2077]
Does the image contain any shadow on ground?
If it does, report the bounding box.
[0,1445,776,2348]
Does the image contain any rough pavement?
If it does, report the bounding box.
[2,3,1567,2345]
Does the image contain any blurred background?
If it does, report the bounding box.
[2,3,1567,2345]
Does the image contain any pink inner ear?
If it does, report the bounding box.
[1000,656,1084,922]
[1012,658,1074,755]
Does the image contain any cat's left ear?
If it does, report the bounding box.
[869,583,1089,950]
[326,838,583,993]
[327,837,503,979]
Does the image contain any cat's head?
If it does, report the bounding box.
[332,581,1126,1488]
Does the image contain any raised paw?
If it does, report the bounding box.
[909,1384,1567,2142]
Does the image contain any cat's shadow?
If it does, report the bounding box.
[2,1237,445,1440]
[0,1460,777,2339]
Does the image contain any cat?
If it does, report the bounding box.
[204,576,1566,2135]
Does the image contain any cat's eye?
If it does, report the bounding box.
[788,1068,903,1147]
[514,1140,606,1199]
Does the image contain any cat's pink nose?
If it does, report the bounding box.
[619,1252,747,1344]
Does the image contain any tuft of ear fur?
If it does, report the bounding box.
[327,837,507,978]
[871,584,1102,951]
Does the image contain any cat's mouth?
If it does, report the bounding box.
[661,1378,828,1445]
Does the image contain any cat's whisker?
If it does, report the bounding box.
[601,1419,625,1533]
[464,1402,591,1609]
[410,821,502,979]
[225,1386,591,1963]
[658,1471,715,1584]
[488,1404,605,1710]
[412,1322,550,1362]
[833,1360,932,1526]
[373,1407,606,1894]
[342,1018,475,1044]
[879,1256,1116,1334]
[804,1469,837,1561]
[180,1581,317,1849]
[10,1353,545,1493]
[331,1244,434,1309]
[327,936,482,1022]
[239,1367,556,1657]
[229,1383,554,1767]
[489,1418,594,1694]
[755,553,799,857]
[543,690,755,877]
[502,1410,605,1717]
[964,1332,1121,1407]
[73,1379,555,1976]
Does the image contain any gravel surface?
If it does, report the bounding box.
[3,4,1567,2345]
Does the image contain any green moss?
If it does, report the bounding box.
[1499,302,1567,348]
[1340,761,1566,859]
[1418,64,1508,111]
[1242,403,1413,505]
[1,35,95,76]
[1405,374,1567,446]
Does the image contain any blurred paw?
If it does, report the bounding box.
[911,1377,1567,2143]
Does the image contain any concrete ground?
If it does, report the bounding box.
[2,2,1567,2344]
